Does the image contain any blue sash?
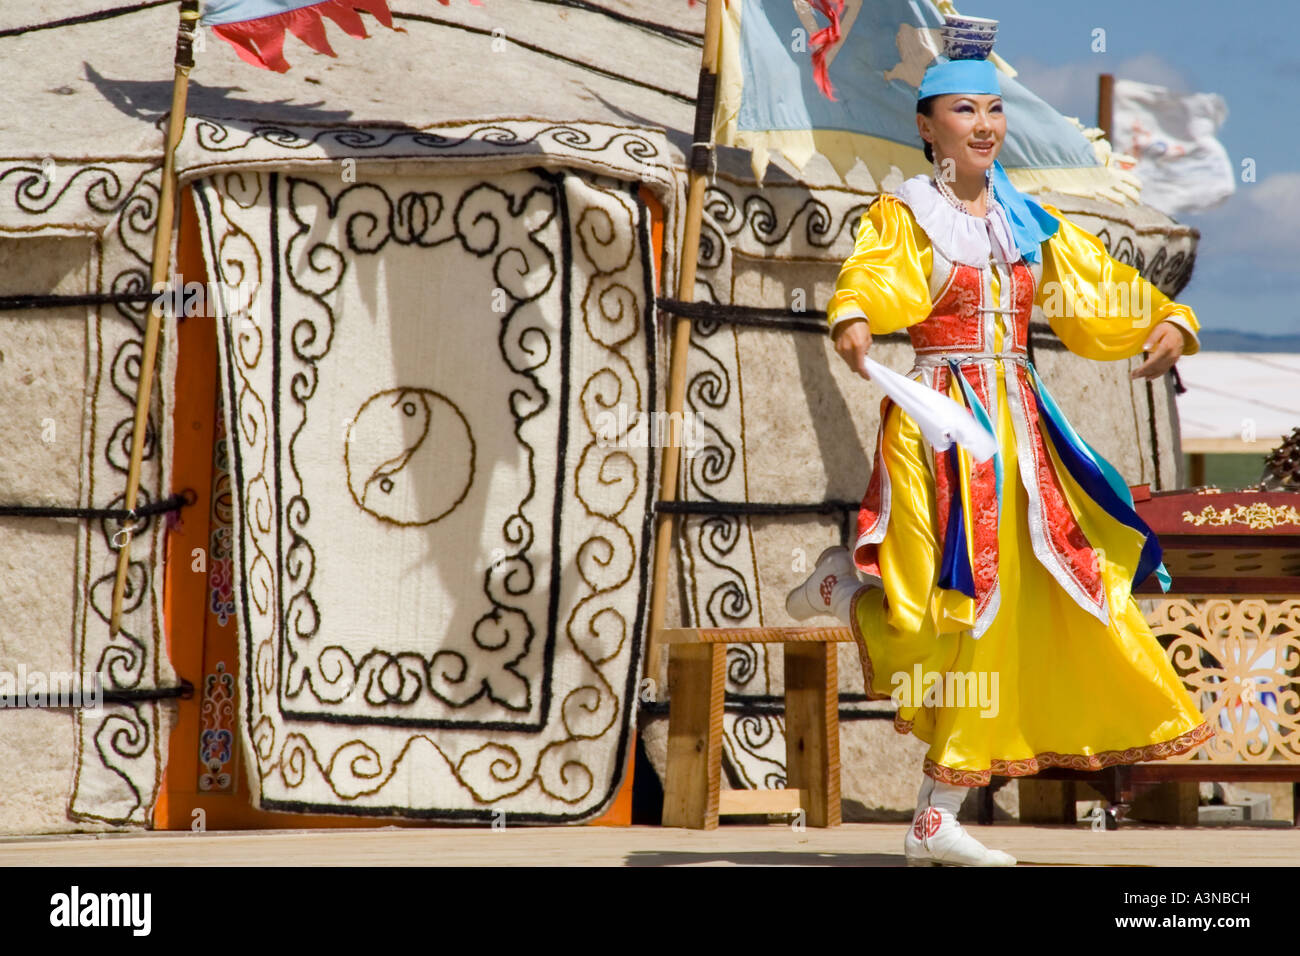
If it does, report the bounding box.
[1026,363,1171,593]
[936,435,977,599]
[936,361,982,600]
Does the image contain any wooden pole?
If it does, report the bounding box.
[109,0,200,636]
[1098,73,1114,143]
[643,0,725,691]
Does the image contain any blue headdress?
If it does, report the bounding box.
[919,18,1059,264]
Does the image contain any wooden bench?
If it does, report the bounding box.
[991,764,1300,828]
[659,625,856,829]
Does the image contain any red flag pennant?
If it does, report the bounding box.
[685,0,840,100]
[211,0,480,73]
[808,1,846,102]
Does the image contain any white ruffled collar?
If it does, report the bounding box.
[890,174,1020,267]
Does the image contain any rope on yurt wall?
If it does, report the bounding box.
[394,11,695,105]
[102,682,195,703]
[0,492,191,522]
[0,292,156,311]
[0,490,196,707]
[655,296,1073,350]
[654,499,858,517]
[528,0,704,45]
[0,1,174,39]
[0,681,195,709]
[638,697,897,721]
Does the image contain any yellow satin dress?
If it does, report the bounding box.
[829,197,1214,786]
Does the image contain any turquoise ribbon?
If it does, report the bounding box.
[947,359,1002,517]
[988,160,1059,266]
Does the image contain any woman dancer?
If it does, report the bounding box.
[785,19,1213,866]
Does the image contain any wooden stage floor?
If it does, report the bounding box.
[0,822,1296,866]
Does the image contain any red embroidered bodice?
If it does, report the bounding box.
[853,255,1109,638]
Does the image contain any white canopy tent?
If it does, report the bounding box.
[1175,352,1300,452]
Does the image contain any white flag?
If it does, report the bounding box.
[1111,78,1235,216]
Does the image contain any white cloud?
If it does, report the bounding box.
[1184,172,1300,268]
[1010,52,1192,123]
[1107,53,1193,93]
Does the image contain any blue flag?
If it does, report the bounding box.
[714,0,1128,199]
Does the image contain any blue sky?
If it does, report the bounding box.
[974,0,1299,338]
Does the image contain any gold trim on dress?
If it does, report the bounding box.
[920,720,1217,787]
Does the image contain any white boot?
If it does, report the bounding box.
[785,546,861,623]
[904,777,1016,866]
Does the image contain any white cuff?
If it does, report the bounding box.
[829,306,869,338]
[1160,313,1199,353]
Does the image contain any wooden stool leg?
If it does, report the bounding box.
[784,642,841,827]
[1019,779,1076,824]
[1112,766,1134,824]
[978,780,995,825]
[662,643,725,829]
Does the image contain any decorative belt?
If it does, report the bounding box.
[911,350,1030,367]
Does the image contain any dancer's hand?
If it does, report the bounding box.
[833,318,873,381]
[1130,322,1186,380]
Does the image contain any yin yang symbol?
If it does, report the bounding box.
[344,388,475,525]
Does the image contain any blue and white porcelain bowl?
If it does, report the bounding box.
[941,31,996,60]
[942,15,998,37]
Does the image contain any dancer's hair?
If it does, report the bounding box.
[917,95,938,163]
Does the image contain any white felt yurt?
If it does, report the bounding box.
[0,0,1199,833]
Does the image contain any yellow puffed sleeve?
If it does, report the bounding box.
[1036,202,1200,360]
[827,195,933,336]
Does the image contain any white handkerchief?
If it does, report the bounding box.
[860,355,997,462]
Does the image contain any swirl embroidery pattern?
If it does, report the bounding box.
[0,158,175,827]
[682,176,870,788]
[192,165,655,820]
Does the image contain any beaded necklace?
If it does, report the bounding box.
[931,165,995,218]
